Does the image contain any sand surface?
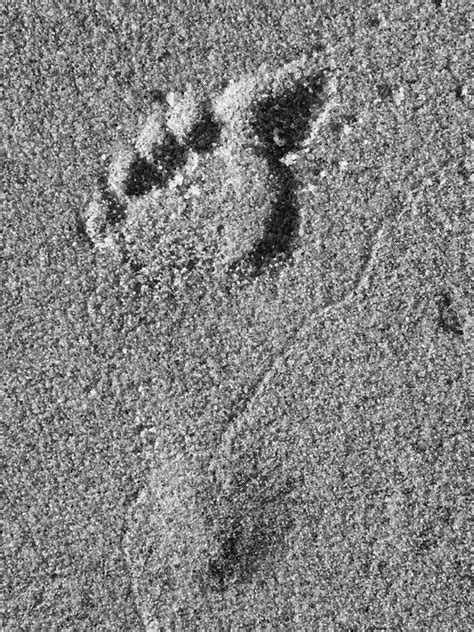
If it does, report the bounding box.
[5,1,470,629]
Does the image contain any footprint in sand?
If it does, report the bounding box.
[81,53,343,629]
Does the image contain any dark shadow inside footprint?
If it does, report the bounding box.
[251,73,325,159]
[74,209,95,247]
[185,104,222,153]
[124,155,163,197]
[206,499,294,592]
[207,526,242,590]
[125,109,221,198]
[125,133,188,197]
[246,166,300,273]
[207,520,273,591]
[97,171,128,226]
[437,291,464,336]
[200,471,297,593]
[235,73,326,276]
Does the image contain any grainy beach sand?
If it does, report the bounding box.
[5,1,470,629]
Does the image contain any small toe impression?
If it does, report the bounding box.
[125,96,221,198]
[166,87,203,143]
[185,105,222,154]
[125,135,188,197]
[97,171,128,226]
[107,148,136,200]
[135,103,168,161]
